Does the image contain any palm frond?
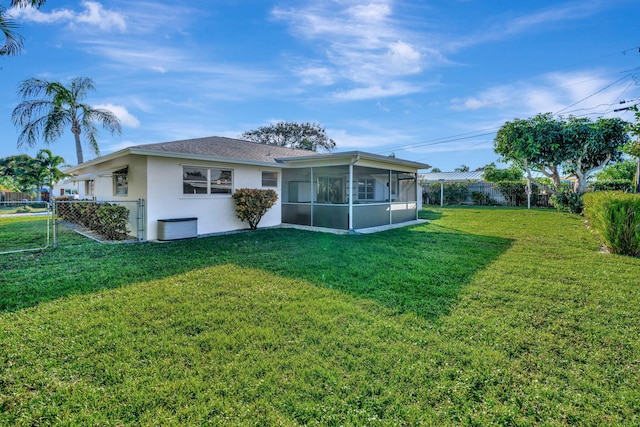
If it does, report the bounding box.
[0,5,23,56]
[17,78,52,99]
[11,0,48,8]
[43,109,70,143]
[82,121,100,156]
[70,77,95,101]
[12,99,56,126]
[85,106,123,135]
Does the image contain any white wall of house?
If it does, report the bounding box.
[52,180,83,199]
[145,156,283,240]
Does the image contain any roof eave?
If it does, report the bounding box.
[277,150,429,169]
[64,147,286,173]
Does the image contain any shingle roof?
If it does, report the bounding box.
[133,136,319,164]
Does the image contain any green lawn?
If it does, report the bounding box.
[1,207,639,425]
[0,215,94,254]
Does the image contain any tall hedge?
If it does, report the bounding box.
[583,192,640,256]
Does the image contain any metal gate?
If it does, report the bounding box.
[0,201,52,254]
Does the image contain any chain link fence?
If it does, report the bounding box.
[53,199,145,248]
[422,181,553,208]
[0,201,52,254]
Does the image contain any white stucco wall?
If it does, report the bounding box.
[145,157,283,240]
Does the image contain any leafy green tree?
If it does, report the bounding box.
[0,154,36,191]
[562,116,628,194]
[494,113,628,194]
[12,77,122,164]
[454,164,469,172]
[241,122,336,152]
[594,159,637,181]
[1,0,47,56]
[0,174,19,191]
[494,113,566,190]
[482,163,523,182]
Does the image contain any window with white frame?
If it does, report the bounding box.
[113,168,128,196]
[183,167,233,195]
[262,171,278,187]
[357,179,375,200]
[316,176,343,204]
[85,180,95,197]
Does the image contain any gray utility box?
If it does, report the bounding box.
[157,217,197,241]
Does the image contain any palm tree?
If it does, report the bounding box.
[36,149,67,193]
[1,0,47,56]
[12,77,122,164]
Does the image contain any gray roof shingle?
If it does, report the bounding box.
[133,136,319,164]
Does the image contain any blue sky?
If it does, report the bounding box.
[1,0,639,170]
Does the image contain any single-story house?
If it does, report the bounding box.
[62,136,428,240]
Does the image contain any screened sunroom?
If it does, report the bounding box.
[279,152,428,231]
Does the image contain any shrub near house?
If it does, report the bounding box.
[232,188,278,230]
[56,199,130,240]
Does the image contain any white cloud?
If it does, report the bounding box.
[102,140,137,154]
[272,1,433,96]
[295,65,336,85]
[12,1,126,32]
[446,0,606,51]
[332,82,423,101]
[448,70,634,119]
[94,104,140,128]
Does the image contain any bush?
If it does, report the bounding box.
[589,179,634,192]
[496,181,527,206]
[550,186,584,214]
[472,191,494,205]
[96,204,130,239]
[232,188,278,230]
[584,192,640,256]
[444,182,468,205]
[56,201,130,240]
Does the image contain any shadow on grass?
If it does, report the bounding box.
[0,222,511,320]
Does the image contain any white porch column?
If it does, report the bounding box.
[348,163,353,230]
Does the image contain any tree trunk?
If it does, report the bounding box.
[73,125,83,164]
[575,173,588,194]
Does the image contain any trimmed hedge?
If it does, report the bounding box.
[584,192,640,256]
[589,180,634,192]
[56,200,131,240]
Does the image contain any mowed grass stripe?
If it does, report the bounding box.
[1,207,639,425]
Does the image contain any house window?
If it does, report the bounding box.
[183,167,233,195]
[113,168,128,196]
[262,171,278,187]
[357,179,375,200]
[85,180,94,197]
[316,177,343,204]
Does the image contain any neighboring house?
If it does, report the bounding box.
[62,136,428,240]
[52,179,82,199]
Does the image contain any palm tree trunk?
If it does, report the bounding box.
[72,124,83,164]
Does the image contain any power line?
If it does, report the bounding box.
[554,73,633,115]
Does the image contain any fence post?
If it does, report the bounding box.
[137,198,145,241]
[52,200,58,249]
